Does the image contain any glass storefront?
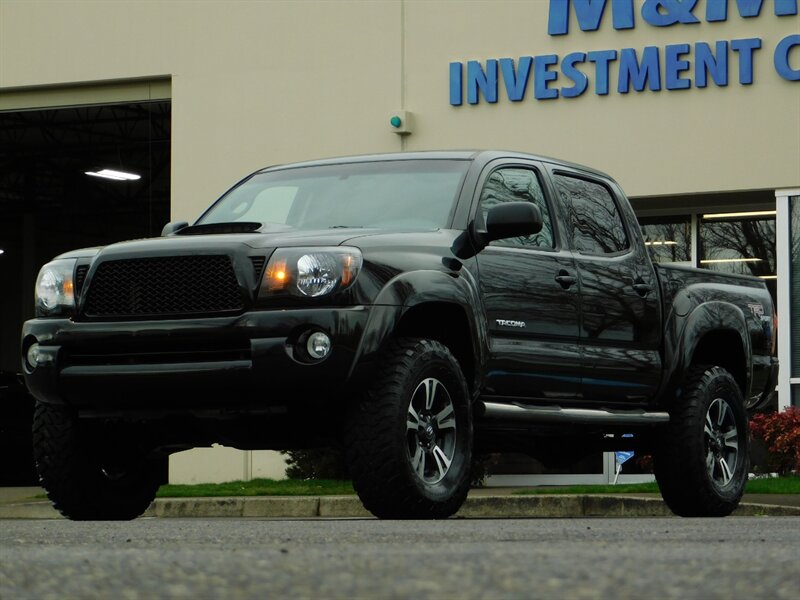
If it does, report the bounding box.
[639,215,692,265]
[699,211,777,302]
[637,209,779,305]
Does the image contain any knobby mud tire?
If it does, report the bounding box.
[32,402,161,520]
[345,338,472,519]
[653,365,749,517]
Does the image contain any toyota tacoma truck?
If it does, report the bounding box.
[22,151,778,520]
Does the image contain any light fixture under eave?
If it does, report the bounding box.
[85,169,141,181]
[0,249,5,255]
[702,210,776,220]
[644,241,678,246]
[759,275,778,280]
[700,258,763,264]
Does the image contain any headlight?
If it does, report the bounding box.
[35,259,77,316]
[260,247,362,298]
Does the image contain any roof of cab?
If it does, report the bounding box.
[256,150,614,182]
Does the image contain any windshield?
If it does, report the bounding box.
[197,159,469,230]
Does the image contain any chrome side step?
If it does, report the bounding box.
[479,401,670,426]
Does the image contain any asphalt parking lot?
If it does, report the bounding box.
[1,517,798,599]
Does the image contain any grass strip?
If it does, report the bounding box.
[156,478,355,498]
[29,476,797,500]
[512,476,800,496]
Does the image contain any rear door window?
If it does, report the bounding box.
[553,174,628,255]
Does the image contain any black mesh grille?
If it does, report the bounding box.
[83,255,243,318]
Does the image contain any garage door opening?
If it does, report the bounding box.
[0,99,171,484]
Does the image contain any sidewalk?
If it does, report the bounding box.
[2,486,799,519]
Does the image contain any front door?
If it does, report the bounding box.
[474,163,582,401]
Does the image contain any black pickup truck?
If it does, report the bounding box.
[22,151,778,520]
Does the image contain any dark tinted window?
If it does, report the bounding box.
[554,174,628,254]
[479,168,554,249]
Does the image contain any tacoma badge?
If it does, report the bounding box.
[495,319,526,328]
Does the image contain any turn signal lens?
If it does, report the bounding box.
[265,259,289,292]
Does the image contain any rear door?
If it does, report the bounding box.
[547,167,661,404]
[474,160,582,401]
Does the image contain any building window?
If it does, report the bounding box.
[639,215,692,264]
[699,211,777,301]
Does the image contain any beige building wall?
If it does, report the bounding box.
[169,446,288,484]
[0,0,404,222]
[2,1,798,210]
[404,2,800,196]
[2,0,798,483]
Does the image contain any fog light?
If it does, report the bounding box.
[306,332,331,360]
[26,343,40,370]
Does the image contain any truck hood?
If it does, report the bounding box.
[56,228,466,270]
[56,227,387,262]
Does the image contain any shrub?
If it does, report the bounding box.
[749,407,800,475]
[281,448,348,480]
[470,453,501,487]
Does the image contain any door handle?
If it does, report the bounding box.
[555,270,577,289]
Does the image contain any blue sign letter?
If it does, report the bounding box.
[706,0,797,22]
[548,0,634,35]
[641,0,700,27]
[731,38,761,84]
[695,41,729,88]
[588,49,618,95]
[535,54,560,99]
[450,62,463,106]
[618,47,662,92]
[562,52,589,97]
[666,43,692,89]
[467,60,499,104]
[500,57,534,101]
[774,34,800,81]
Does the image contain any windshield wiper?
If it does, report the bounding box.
[328,225,364,229]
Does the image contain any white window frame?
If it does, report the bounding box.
[775,188,800,410]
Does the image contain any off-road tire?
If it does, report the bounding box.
[653,365,749,517]
[345,338,472,519]
[32,402,162,520]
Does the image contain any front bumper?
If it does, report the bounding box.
[21,307,373,412]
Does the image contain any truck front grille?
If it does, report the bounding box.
[82,255,243,318]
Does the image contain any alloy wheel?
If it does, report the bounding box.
[406,377,457,484]
[704,397,740,487]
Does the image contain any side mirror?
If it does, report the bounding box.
[161,221,189,237]
[485,202,543,242]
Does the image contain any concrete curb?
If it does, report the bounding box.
[2,495,798,520]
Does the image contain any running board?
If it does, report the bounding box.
[479,401,670,426]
